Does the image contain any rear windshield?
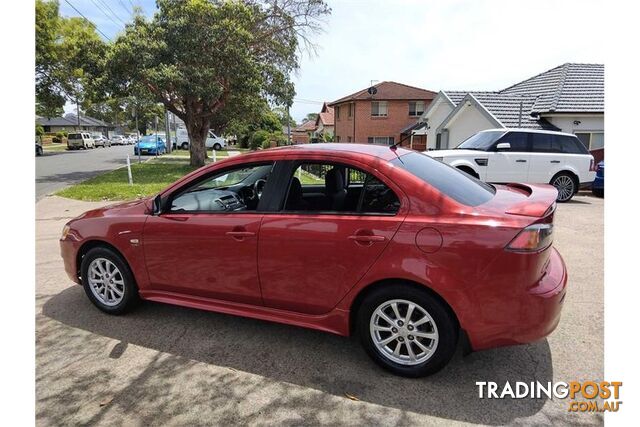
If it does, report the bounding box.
[68,134,82,140]
[391,152,495,206]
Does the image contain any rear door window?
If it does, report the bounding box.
[391,152,495,206]
[531,133,555,153]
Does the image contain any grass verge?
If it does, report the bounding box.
[56,158,198,201]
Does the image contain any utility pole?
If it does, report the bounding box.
[286,103,291,145]
[164,107,172,154]
[76,96,81,130]
[154,116,159,158]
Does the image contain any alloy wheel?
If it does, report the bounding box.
[553,175,575,202]
[87,257,125,306]
[370,299,439,366]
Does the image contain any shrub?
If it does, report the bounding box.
[249,130,270,150]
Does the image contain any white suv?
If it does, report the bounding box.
[426,129,596,202]
[67,132,95,150]
[175,128,227,151]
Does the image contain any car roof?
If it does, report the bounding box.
[478,128,577,137]
[248,143,412,161]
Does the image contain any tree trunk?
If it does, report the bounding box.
[186,116,210,167]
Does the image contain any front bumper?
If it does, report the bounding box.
[468,247,568,351]
[60,238,81,284]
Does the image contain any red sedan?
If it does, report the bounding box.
[60,143,567,377]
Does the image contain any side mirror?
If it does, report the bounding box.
[152,194,163,215]
[496,142,511,151]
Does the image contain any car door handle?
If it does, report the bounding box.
[348,235,386,243]
[226,231,255,237]
[550,160,560,164]
[165,215,189,222]
[226,230,255,242]
[515,159,527,163]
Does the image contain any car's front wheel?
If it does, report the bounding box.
[181,142,189,150]
[80,247,140,314]
[357,285,458,377]
[551,172,577,202]
[213,143,222,151]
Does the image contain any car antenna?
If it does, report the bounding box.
[389,133,413,162]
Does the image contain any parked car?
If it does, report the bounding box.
[426,129,596,202]
[592,161,604,197]
[175,128,226,151]
[60,144,567,377]
[36,140,43,156]
[134,135,167,155]
[126,134,139,145]
[93,135,111,148]
[111,135,127,146]
[67,132,95,150]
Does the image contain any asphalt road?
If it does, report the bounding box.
[35,195,603,426]
[35,145,137,200]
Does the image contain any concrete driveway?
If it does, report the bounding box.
[36,194,603,425]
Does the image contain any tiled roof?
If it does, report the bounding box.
[318,111,334,126]
[501,63,604,113]
[440,63,603,129]
[37,114,114,127]
[294,119,316,132]
[329,81,437,105]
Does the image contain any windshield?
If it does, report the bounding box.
[456,130,506,151]
[391,152,495,206]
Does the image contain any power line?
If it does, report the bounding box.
[95,0,128,26]
[63,0,112,41]
[89,0,122,28]
[118,0,133,15]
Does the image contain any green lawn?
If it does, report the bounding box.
[166,149,230,157]
[56,158,199,201]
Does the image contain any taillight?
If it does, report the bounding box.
[589,157,596,172]
[506,224,554,252]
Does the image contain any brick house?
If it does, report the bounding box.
[328,81,437,150]
[291,119,316,144]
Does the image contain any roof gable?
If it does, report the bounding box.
[329,81,437,105]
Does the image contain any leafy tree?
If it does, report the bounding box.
[35,0,107,119]
[273,106,297,128]
[106,0,330,167]
[305,112,319,122]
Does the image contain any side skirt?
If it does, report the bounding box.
[140,290,351,336]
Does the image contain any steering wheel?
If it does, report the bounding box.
[254,179,267,199]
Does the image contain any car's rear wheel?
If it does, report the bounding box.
[213,143,222,151]
[357,285,457,377]
[181,142,189,150]
[551,172,577,202]
[80,247,140,315]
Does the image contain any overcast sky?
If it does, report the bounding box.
[60,0,605,122]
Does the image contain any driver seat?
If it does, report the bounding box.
[325,168,347,211]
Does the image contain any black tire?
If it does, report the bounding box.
[181,142,189,150]
[80,246,140,315]
[550,172,577,202]
[592,188,604,198]
[213,143,222,151]
[36,146,43,156]
[357,284,458,377]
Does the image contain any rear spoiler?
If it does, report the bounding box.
[505,183,558,217]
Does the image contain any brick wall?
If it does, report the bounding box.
[334,99,431,148]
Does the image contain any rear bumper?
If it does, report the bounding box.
[468,247,568,351]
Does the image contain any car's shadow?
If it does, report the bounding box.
[42,286,553,425]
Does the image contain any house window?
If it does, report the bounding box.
[575,132,605,150]
[335,106,341,120]
[348,103,353,118]
[367,136,394,145]
[371,101,388,117]
[409,101,425,116]
[336,136,341,142]
[347,136,352,142]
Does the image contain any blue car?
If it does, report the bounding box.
[134,135,167,156]
[592,160,604,197]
